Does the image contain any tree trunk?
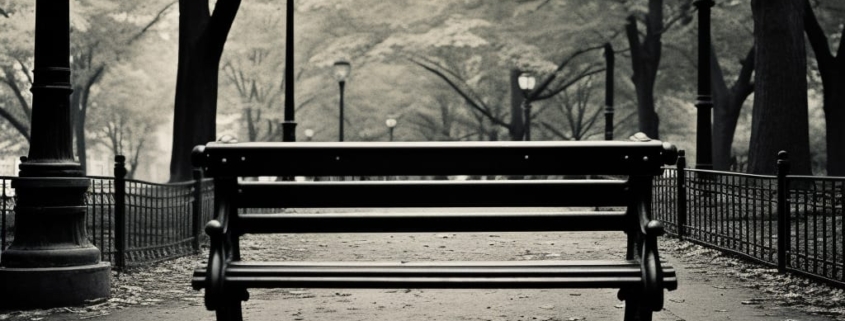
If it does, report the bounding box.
[748,0,811,175]
[712,46,754,171]
[624,0,664,139]
[823,76,845,175]
[169,0,241,182]
[804,0,845,176]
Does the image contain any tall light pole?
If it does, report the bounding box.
[694,0,714,169]
[604,43,615,141]
[518,72,536,141]
[386,118,397,141]
[333,60,351,142]
[281,0,296,142]
[304,129,314,141]
[0,0,109,307]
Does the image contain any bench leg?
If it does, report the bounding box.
[215,292,245,321]
[619,289,652,321]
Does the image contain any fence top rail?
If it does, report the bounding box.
[194,141,678,177]
[124,178,194,187]
[87,176,116,181]
[786,175,845,182]
[684,168,776,180]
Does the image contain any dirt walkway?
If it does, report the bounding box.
[3,208,842,321]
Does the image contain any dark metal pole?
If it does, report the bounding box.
[694,0,714,169]
[604,43,615,141]
[389,127,394,142]
[776,151,790,273]
[191,168,203,254]
[339,81,345,142]
[114,156,127,271]
[523,100,531,141]
[0,0,109,308]
[281,0,296,142]
[676,150,687,240]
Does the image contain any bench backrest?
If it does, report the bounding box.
[192,140,676,212]
[194,141,677,177]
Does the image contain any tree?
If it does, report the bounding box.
[711,46,754,170]
[540,77,603,141]
[748,0,811,175]
[169,0,241,181]
[804,0,845,175]
[624,0,693,139]
[0,0,33,143]
[69,1,176,173]
[88,62,168,179]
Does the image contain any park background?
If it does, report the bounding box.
[0,0,841,182]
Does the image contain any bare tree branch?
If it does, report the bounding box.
[535,67,605,100]
[527,44,606,101]
[407,57,511,129]
[127,1,177,45]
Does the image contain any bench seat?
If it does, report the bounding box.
[193,260,677,289]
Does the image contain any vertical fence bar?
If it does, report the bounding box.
[114,155,127,271]
[192,168,203,254]
[777,151,790,273]
[676,150,687,240]
[1,177,7,250]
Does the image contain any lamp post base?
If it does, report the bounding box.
[0,262,110,309]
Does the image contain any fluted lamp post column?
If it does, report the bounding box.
[694,0,715,169]
[386,118,397,141]
[518,72,536,141]
[333,60,351,142]
[0,0,109,308]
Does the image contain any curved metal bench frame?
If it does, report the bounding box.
[191,141,679,321]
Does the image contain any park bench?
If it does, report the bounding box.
[191,140,679,321]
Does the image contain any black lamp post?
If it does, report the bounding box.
[281,0,296,142]
[386,118,397,141]
[304,129,314,141]
[518,72,536,141]
[0,0,109,308]
[604,43,615,141]
[333,60,351,142]
[694,0,715,169]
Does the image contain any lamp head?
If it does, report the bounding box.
[304,129,315,138]
[518,72,536,91]
[385,118,397,128]
[333,60,351,82]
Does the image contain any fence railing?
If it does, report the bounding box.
[653,150,845,288]
[0,156,217,270]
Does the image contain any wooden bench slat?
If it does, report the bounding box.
[236,211,628,233]
[192,261,677,290]
[235,180,629,208]
[196,141,673,177]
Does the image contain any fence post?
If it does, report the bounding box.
[192,168,203,254]
[676,150,687,240]
[114,155,127,271]
[776,151,790,273]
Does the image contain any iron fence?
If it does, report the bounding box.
[0,158,218,270]
[653,150,845,288]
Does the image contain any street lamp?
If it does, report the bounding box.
[386,118,397,141]
[333,60,351,142]
[518,72,536,141]
[304,129,314,141]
